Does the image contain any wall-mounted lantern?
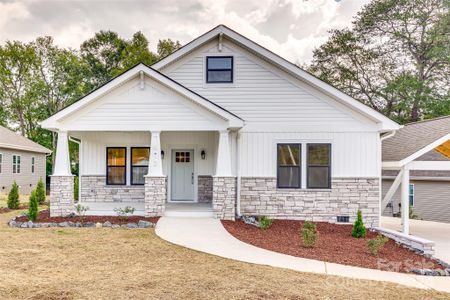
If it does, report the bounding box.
[201,150,206,160]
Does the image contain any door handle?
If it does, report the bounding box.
[191,173,194,184]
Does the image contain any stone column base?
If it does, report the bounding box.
[212,176,236,220]
[144,176,167,217]
[50,175,75,217]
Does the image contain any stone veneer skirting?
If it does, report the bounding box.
[198,175,213,203]
[50,175,74,217]
[212,176,236,220]
[145,176,167,217]
[240,177,380,227]
[80,176,145,202]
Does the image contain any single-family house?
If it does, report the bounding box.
[0,126,51,194]
[41,25,400,226]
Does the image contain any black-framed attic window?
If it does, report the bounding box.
[307,144,331,189]
[277,144,301,188]
[106,147,126,185]
[131,147,150,185]
[206,56,233,83]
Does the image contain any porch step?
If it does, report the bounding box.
[164,203,213,218]
[164,210,214,218]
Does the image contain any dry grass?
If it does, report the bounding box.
[0,193,32,207]
[0,211,448,300]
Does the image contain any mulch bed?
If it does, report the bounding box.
[222,219,444,273]
[15,209,159,225]
[0,205,28,214]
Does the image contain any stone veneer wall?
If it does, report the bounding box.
[80,176,145,202]
[50,175,74,217]
[198,175,213,203]
[212,176,236,220]
[240,177,380,227]
[145,176,167,217]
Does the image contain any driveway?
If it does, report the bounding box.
[381,216,450,264]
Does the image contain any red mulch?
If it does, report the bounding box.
[15,209,159,225]
[0,205,27,214]
[222,219,444,273]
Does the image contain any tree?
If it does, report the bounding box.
[7,181,20,209]
[28,189,39,221]
[309,0,450,123]
[352,210,367,238]
[157,39,182,59]
[121,31,158,71]
[36,177,46,204]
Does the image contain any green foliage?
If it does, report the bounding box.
[75,203,89,223]
[74,176,79,201]
[157,39,182,59]
[28,190,39,221]
[114,206,135,220]
[352,210,366,238]
[409,206,419,219]
[258,216,273,230]
[367,235,389,256]
[301,221,318,248]
[36,177,46,204]
[7,181,20,209]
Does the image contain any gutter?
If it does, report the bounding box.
[380,130,397,141]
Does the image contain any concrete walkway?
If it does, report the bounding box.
[382,216,450,264]
[156,217,450,293]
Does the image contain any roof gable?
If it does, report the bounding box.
[153,25,400,132]
[0,126,51,154]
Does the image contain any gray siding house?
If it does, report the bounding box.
[0,126,51,195]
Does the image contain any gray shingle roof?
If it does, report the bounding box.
[0,126,51,154]
[382,116,450,162]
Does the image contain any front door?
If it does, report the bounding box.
[171,150,195,201]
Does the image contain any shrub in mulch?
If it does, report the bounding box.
[222,219,446,274]
[15,209,159,225]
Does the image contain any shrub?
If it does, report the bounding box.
[7,181,20,209]
[75,203,89,223]
[74,176,79,201]
[352,210,366,238]
[258,216,273,229]
[409,206,419,219]
[36,177,46,204]
[367,235,389,256]
[114,206,135,220]
[302,221,318,248]
[28,190,39,221]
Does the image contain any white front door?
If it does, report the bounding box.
[171,150,195,201]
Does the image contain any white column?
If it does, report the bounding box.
[147,131,163,176]
[53,131,71,176]
[215,130,232,176]
[401,166,410,235]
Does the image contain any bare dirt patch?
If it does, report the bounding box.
[222,219,444,273]
[15,209,159,225]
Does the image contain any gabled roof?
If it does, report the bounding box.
[0,126,51,154]
[40,64,244,130]
[382,116,450,165]
[153,24,400,132]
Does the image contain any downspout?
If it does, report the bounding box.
[236,129,242,217]
[69,136,81,203]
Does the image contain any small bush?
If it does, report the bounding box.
[409,206,419,219]
[352,209,366,238]
[258,216,273,229]
[302,221,318,248]
[28,190,39,221]
[114,206,135,220]
[367,235,389,256]
[36,177,46,204]
[7,181,20,209]
[75,203,89,223]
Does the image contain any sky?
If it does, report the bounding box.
[0,0,371,64]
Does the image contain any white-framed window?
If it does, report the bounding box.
[0,153,2,173]
[13,155,21,174]
[31,157,35,173]
[409,184,414,207]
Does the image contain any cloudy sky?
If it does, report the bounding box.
[0,0,370,64]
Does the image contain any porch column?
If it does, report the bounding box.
[50,131,74,217]
[213,130,236,220]
[401,166,410,235]
[144,131,166,216]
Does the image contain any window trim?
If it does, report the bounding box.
[306,143,332,189]
[409,183,415,207]
[276,143,301,189]
[31,156,35,174]
[106,147,127,185]
[12,154,21,174]
[206,56,234,83]
[130,147,150,186]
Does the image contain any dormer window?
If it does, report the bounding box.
[206,56,233,83]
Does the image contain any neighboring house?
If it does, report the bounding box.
[0,126,51,195]
[382,117,450,224]
[41,25,400,226]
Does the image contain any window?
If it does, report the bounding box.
[31,157,35,173]
[131,147,150,185]
[409,184,414,207]
[175,151,191,163]
[307,144,331,189]
[13,155,21,174]
[0,153,2,173]
[277,144,301,188]
[206,56,233,83]
[106,148,126,185]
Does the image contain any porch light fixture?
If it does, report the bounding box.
[201,150,206,160]
[161,150,165,159]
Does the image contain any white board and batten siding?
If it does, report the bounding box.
[161,38,382,178]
